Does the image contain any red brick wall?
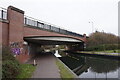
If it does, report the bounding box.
[24,26,86,42]
[0,21,2,45]
[7,6,24,44]
[2,22,9,46]
[0,21,9,46]
[6,6,30,63]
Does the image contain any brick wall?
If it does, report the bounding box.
[1,6,87,63]
[24,26,86,42]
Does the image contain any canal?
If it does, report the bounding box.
[54,50,120,79]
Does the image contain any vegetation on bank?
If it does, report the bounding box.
[2,47,36,79]
[78,50,120,56]
[99,50,120,53]
[16,64,36,78]
[85,44,119,51]
[2,47,20,78]
[86,31,120,51]
[56,59,76,80]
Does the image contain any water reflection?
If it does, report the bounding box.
[86,57,120,73]
[58,51,120,78]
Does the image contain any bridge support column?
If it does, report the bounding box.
[7,6,30,63]
[28,43,42,55]
[7,6,24,45]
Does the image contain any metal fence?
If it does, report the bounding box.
[24,16,83,38]
[0,8,7,20]
[0,7,84,38]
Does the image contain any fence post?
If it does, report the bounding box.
[49,25,51,30]
[37,21,39,27]
[24,17,27,24]
[1,10,3,19]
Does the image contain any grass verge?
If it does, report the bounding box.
[56,59,75,80]
[16,64,36,78]
[78,50,120,56]
[98,50,120,53]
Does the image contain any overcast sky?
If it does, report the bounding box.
[0,0,119,36]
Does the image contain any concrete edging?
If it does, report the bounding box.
[57,58,79,78]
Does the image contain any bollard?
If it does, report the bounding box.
[33,59,37,66]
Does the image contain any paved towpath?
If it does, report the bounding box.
[95,52,119,56]
[27,53,61,78]
[79,51,120,57]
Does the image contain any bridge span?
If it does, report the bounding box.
[0,6,87,63]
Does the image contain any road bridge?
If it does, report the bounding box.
[0,6,87,63]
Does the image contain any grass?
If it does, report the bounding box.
[56,59,75,80]
[98,50,120,53]
[16,64,36,78]
[77,49,120,56]
[79,49,120,53]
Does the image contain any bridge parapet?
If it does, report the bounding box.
[0,6,85,38]
[0,7,7,20]
[24,16,84,38]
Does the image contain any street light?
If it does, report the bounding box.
[89,21,94,33]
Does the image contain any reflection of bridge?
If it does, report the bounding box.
[0,6,87,63]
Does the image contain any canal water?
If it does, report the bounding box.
[54,50,120,79]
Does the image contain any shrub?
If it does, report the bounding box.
[2,60,20,78]
[85,44,119,51]
[2,47,20,78]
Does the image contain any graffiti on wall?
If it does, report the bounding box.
[10,42,22,55]
[11,48,20,55]
[10,42,28,55]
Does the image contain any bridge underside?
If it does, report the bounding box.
[24,36,83,45]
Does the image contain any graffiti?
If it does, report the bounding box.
[10,42,22,55]
[10,42,21,47]
[11,48,20,55]
[10,42,29,55]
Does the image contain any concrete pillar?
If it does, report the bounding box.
[28,43,42,55]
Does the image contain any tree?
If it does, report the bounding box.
[86,31,119,51]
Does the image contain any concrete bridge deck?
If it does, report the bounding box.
[27,53,61,78]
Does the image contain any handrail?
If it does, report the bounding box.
[24,15,84,38]
[24,15,66,30]
[0,7,84,38]
[0,7,7,20]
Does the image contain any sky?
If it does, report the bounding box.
[0,0,119,36]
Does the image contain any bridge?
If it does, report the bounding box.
[0,6,87,63]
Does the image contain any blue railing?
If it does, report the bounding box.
[24,16,84,38]
[0,8,7,20]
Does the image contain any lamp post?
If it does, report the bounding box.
[89,21,94,33]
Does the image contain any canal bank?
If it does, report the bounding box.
[58,51,120,79]
[78,51,120,56]
[64,51,120,59]
[56,58,78,78]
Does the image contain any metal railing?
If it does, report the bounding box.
[24,16,84,38]
[0,7,7,20]
[0,7,84,38]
